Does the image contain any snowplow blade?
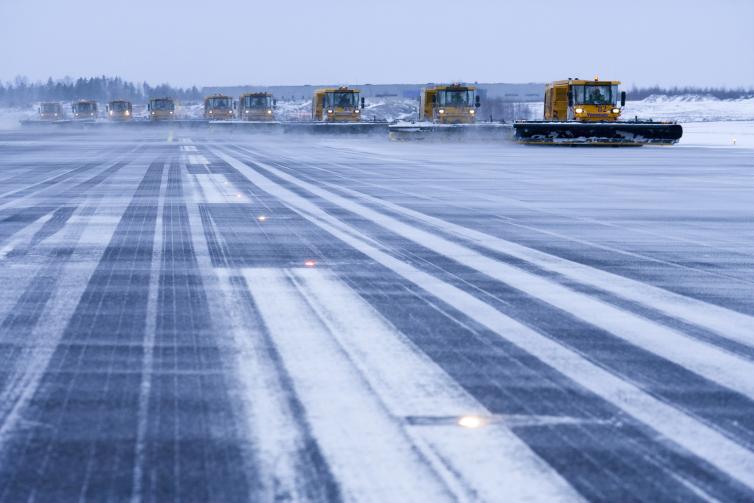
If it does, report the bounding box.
[513,121,683,146]
[389,122,512,141]
[282,122,389,135]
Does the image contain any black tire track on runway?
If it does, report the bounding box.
[0,160,164,502]
[212,151,753,502]
[137,162,254,502]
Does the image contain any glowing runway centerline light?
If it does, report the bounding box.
[458,416,484,428]
[304,260,316,267]
[258,215,267,222]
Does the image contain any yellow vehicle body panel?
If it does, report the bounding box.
[204,94,235,120]
[420,84,478,124]
[39,102,63,120]
[544,79,622,122]
[239,92,275,121]
[312,87,362,122]
[148,97,176,120]
[107,100,133,121]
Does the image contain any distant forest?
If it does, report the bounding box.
[0,76,203,106]
[1,76,752,107]
[627,86,754,100]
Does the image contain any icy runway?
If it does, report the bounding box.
[0,129,753,502]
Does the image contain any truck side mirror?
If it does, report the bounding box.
[273,99,277,107]
[431,95,436,104]
[620,91,626,107]
[567,91,573,107]
[147,103,151,111]
[361,97,365,109]
[475,95,481,108]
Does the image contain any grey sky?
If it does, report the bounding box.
[1,0,752,88]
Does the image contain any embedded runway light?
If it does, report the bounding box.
[258,215,267,222]
[458,416,483,428]
[304,260,316,267]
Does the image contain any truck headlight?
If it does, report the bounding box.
[469,109,475,114]
[438,109,445,114]
[612,108,620,114]
[355,109,359,114]
[575,108,584,114]
[327,109,333,114]
[109,110,113,115]
[170,111,173,114]
[267,110,272,114]
[125,111,130,116]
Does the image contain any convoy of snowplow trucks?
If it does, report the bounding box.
[26,78,684,145]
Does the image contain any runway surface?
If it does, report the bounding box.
[0,129,753,502]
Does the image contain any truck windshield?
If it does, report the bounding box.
[152,100,174,110]
[326,92,358,108]
[208,97,231,108]
[76,102,94,112]
[111,102,129,112]
[438,89,474,107]
[572,85,616,105]
[41,103,59,113]
[243,95,271,108]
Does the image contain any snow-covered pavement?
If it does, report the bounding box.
[0,129,753,502]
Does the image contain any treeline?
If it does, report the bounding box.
[628,86,754,100]
[0,76,203,106]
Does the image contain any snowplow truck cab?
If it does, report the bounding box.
[39,102,63,120]
[513,78,682,145]
[312,87,365,122]
[107,100,133,121]
[148,97,176,120]
[205,94,235,120]
[72,100,97,120]
[420,84,481,124]
[239,92,276,121]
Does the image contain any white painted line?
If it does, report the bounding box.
[230,152,754,403]
[331,183,754,351]
[193,174,250,204]
[244,268,455,502]
[291,267,583,502]
[180,145,198,152]
[187,154,209,165]
[215,148,754,494]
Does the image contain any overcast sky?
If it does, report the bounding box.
[1,0,752,88]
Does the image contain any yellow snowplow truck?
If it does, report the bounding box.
[148,97,176,120]
[39,102,64,120]
[204,94,235,120]
[72,100,97,120]
[420,83,480,124]
[312,87,364,122]
[389,83,508,140]
[513,78,682,145]
[106,100,133,121]
[239,92,276,121]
